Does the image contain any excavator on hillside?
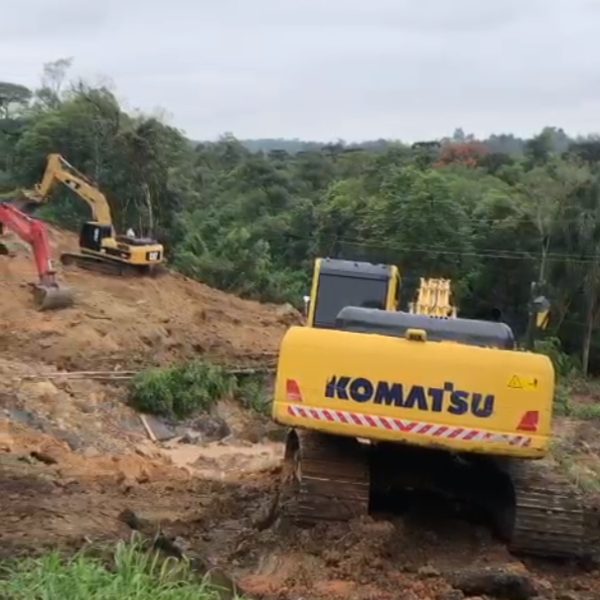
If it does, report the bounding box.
[21,154,164,276]
[273,257,595,560]
[0,202,73,310]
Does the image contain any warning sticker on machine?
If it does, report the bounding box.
[508,375,538,390]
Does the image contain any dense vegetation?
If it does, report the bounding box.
[130,361,236,419]
[3,60,600,371]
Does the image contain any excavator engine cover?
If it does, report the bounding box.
[335,306,515,349]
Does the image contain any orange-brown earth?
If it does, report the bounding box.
[0,224,599,599]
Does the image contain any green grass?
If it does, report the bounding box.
[554,377,600,420]
[0,539,238,600]
[551,440,600,494]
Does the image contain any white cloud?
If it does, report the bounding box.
[1,0,598,141]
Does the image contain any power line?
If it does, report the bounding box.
[286,232,600,264]
[334,240,599,265]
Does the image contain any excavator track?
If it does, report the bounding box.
[60,252,164,278]
[280,430,370,524]
[276,435,596,559]
[507,461,589,558]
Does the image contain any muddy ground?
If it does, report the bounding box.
[2,399,600,600]
[1,226,600,599]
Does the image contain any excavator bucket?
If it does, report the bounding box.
[33,284,74,311]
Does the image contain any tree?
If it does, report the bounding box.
[561,174,600,374]
[36,57,73,109]
[370,166,475,297]
[517,160,591,283]
[435,141,488,168]
[0,82,31,118]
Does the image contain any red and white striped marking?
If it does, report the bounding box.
[286,404,532,447]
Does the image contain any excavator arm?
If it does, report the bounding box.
[0,202,73,310]
[28,154,113,226]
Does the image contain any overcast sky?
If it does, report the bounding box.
[2,0,599,142]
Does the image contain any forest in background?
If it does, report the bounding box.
[3,60,600,373]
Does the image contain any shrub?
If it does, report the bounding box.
[130,361,235,420]
[534,337,579,379]
[553,380,573,416]
[236,374,271,415]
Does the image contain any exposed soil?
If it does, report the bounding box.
[1,224,600,599]
[0,224,299,371]
[2,418,600,600]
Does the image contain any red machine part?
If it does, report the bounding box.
[0,202,73,309]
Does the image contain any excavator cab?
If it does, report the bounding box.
[80,223,113,252]
[306,258,400,328]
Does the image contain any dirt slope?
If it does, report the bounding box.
[2,223,600,599]
[0,224,299,371]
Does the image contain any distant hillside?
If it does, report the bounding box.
[191,129,592,157]
[190,135,528,156]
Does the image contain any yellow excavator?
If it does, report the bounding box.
[273,257,593,559]
[22,154,164,276]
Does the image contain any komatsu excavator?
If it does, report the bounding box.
[0,202,73,309]
[22,154,164,276]
[273,257,595,559]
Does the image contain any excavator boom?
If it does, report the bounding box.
[0,203,73,310]
[28,154,113,226]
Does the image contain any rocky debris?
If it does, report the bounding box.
[189,414,231,442]
[274,302,302,325]
[437,591,464,600]
[449,567,537,600]
[556,593,579,600]
[141,414,177,442]
[30,450,58,465]
[419,564,442,578]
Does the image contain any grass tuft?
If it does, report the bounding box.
[0,539,237,599]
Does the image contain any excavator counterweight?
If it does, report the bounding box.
[0,203,73,310]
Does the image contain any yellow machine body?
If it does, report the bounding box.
[273,325,554,459]
[80,228,163,267]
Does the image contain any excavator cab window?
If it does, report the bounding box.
[80,223,112,252]
[313,273,388,328]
